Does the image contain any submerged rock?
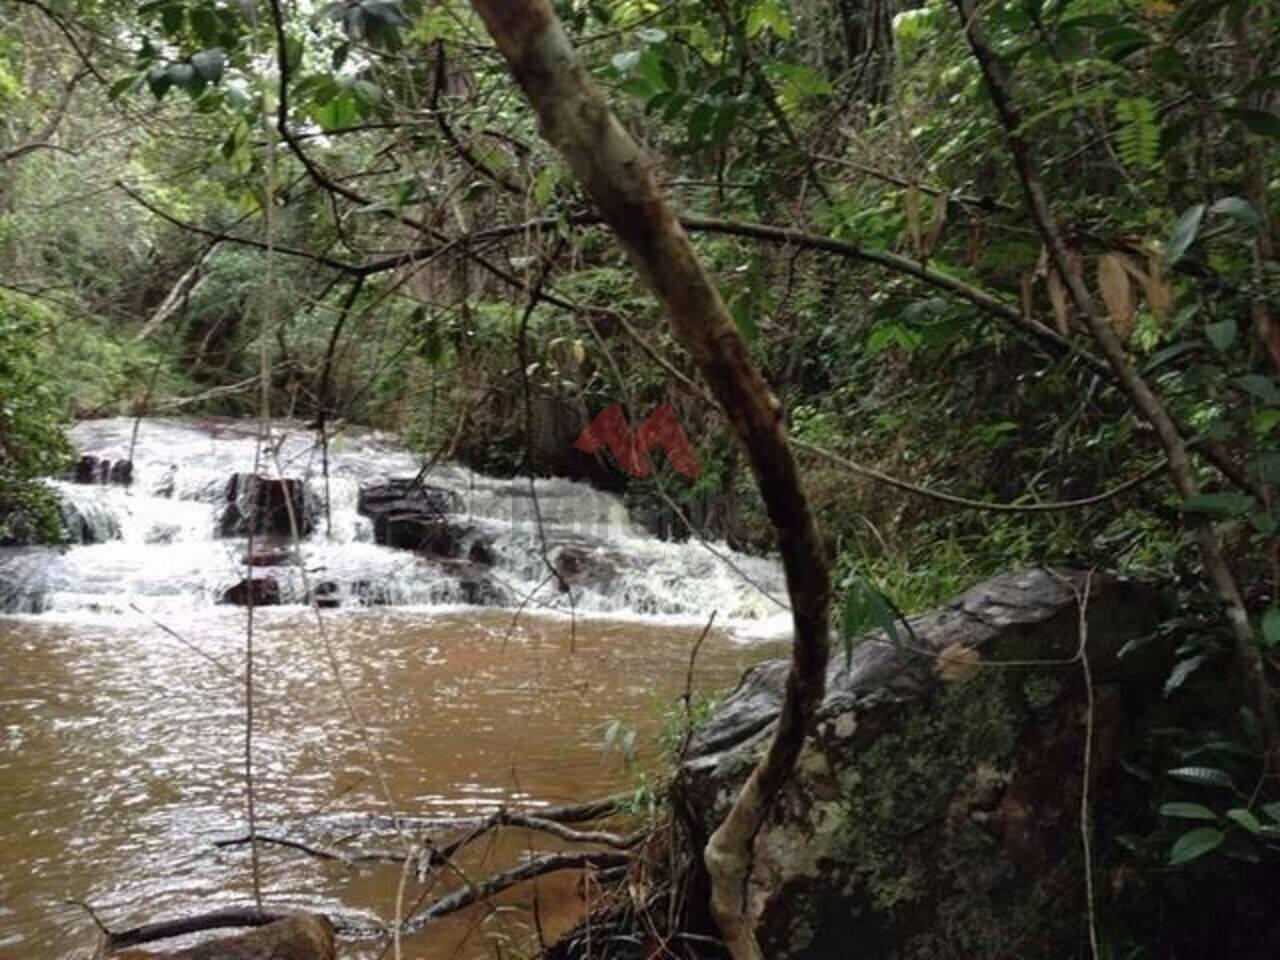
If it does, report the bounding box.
[674,568,1167,960]
[240,540,293,567]
[219,577,282,607]
[109,913,335,959]
[60,498,121,545]
[219,473,311,538]
[552,544,618,593]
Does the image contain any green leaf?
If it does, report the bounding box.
[1261,802,1280,823]
[1205,319,1237,351]
[731,300,759,343]
[1237,374,1280,404]
[1208,196,1262,227]
[1168,827,1224,865]
[108,73,140,100]
[1227,108,1280,139]
[1226,808,1262,835]
[1167,766,1237,791]
[1180,491,1254,517]
[611,50,641,72]
[636,27,666,43]
[1164,655,1207,696]
[1165,203,1205,265]
[1159,802,1219,821]
[146,65,174,99]
[191,49,225,84]
[1261,608,1280,649]
[840,575,909,665]
[746,0,792,39]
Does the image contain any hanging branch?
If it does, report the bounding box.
[950,0,1278,772]
[465,5,832,958]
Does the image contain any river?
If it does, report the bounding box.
[0,419,787,958]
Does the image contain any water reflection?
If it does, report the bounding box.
[0,608,778,958]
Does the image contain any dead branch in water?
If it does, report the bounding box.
[395,850,630,937]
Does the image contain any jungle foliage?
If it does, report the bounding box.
[1,0,1279,952]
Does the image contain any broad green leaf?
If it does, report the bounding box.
[1261,608,1280,649]
[1158,802,1218,821]
[1180,492,1254,517]
[1205,319,1237,351]
[1226,808,1262,835]
[1261,802,1280,823]
[191,49,225,84]
[1237,374,1280,404]
[1208,196,1262,227]
[1168,827,1224,865]
[1165,203,1205,265]
[1167,765,1237,791]
[1227,108,1280,139]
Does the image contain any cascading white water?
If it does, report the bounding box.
[0,418,789,629]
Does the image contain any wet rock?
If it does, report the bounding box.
[357,479,496,564]
[351,579,393,606]
[220,473,311,538]
[240,540,293,567]
[60,499,121,544]
[68,454,133,486]
[357,478,458,521]
[110,912,335,959]
[674,568,1168,960]
[552,544,618,593]
[309,580,341,609]
[455,568,508,606]
[219,577,281,606]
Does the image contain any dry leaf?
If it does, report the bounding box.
[905,184,923,258]
[935,643,981,683]
[966,217,986,267]
[1097,252,1135,338]
[1143,250,1173,321]
[1046,266,1070,336]
[925,192,948,258]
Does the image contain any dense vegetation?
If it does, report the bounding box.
[2,0,1278,954]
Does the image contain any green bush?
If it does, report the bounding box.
[0,291,72,543]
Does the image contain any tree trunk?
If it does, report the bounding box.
[464,4,833,957]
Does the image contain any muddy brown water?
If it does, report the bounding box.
[0,608,780,958]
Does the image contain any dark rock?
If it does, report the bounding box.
[68,454,132,486]
[219,473,311,538]
[357,478,458,521]
[309,581,341,609]
[351,580,393,606]
[60,499,121,544]
[456,569,508,606]
[220,577,281,606]
[552,544,618,593]
[674,568,1168,960]
[357,479,496,564]
[240,540,293,567]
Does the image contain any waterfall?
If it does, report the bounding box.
[0,418,789,630]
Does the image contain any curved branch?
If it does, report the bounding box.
[467,5,832,958]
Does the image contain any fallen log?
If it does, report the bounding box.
[101,911,333,960]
